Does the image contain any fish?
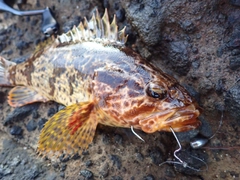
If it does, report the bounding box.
[0,9,200,156]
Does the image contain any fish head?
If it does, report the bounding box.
[137,76,201,133]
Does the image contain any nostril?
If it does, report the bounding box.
[149,120,155,126]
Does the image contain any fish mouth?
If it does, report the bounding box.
[162,104,201,132]
[139,103,200,133]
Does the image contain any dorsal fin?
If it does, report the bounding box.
[57,9,128,46]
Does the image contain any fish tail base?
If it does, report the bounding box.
[0,57,15,86]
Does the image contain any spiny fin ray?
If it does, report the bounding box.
[57,8,127,46]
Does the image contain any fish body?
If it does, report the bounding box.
[0,9,200,155]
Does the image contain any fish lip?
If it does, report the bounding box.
[164,104,201,128]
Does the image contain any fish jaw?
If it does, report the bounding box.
[139,104,200,133]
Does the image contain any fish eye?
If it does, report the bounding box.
[146,83,167,99]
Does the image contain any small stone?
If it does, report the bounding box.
[59,154,70,162]
[26,119,37,131]
[180,20,196,33]
[47,108,56,117]
[60,172,65,178]
[147,147,163,165]
[229,56,240,70]
[85,160,93,167]
[32,110,39,119]
[111,176,123,180]
[61,164,67,171]
[10,126,23,136]
[99,163,109,178]
[143,174,155,180]
[15,40,29,50]
[38,118,47,130]
[80,169,93,179]
[225,81,240,122]
[109,155,122,169]
[230,0,240,6]
[4,104,39,125]
[116,9,125,22]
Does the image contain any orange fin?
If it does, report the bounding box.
[8,86,49,107]
[37,101,98,156]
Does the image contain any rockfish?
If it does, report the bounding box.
[0,9,200,155]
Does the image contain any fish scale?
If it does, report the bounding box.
[0,9,200,156]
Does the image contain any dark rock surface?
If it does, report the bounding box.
[0,0,239,179]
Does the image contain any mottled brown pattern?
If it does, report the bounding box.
[0,9,201,156]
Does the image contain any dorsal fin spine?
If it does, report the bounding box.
[57,9,127,46]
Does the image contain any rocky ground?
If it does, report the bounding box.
[0,0,240,179]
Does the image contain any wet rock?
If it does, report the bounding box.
[173,149,208,175]
[176,129,199,142]
[109,155,122,169]
[99,163,109,178]
[15,40,29,51]
[80,169,93,179]
[113,134,123,144]
[38,118,47,130]
[59,154,70,162]
[225,81,240,122]
[198,78,214,94]
[198,116,213,138]
[85,160,93,167]
[4,104,40,125]
[183,84,200,103]
[26,119,37,131]
[115,8,125,22]
[61,164,67,171]
[111,176,123,180]
[147,147,163,165]
[123,1,165,46]
[0,92,5,103]
[180,20,196,33]
[10,126,23,136]
[215,79,225,95]
[168,41,190,75]
[229,56,240,70]
[230,0,240,6]
[143,174,155,180]
[62,16,81,33]
[47,107,56,117]
[12,56,28,64]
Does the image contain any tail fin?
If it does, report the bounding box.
[0,56,16,86]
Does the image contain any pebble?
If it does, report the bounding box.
[147,147,163,165]
[26,119,37,131]
[225,81,240,122]
[47,107,56,117]
[168,41,190,75]
[229,56,240,70]
[99,163,109,178]
[80,169,93,179]
[38,118,48,130]
[143,174,155,180]
[111,176,123,180]
[180,20,196,33]
[10,126,23,136]
[230,0,240,6]
[85,160,93,167]
[109,155,122,169]
[4,104,40,125]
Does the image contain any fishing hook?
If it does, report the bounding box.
[131,126,145,142]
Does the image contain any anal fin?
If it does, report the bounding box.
[8,86,49,107]
[38,101,99,156]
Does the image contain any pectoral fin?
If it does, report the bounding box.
[38,101,99,156]
[8,86,49,107]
